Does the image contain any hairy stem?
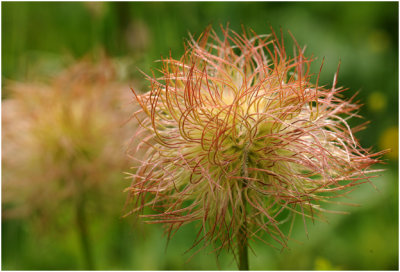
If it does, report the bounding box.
[238,190,249,270]
[238,145,249,270]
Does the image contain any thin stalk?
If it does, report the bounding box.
[238,144,249,270]
[76,196,95,270]
[238,189,249,270]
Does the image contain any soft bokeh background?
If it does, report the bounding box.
[2,2,398,270]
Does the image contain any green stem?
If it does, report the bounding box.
[238,193,249,270]
[238,145,249,270]
[76,196,95,270]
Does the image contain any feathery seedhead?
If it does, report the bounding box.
[126,26,384,255]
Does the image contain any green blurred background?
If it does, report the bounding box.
[2,2,398,270]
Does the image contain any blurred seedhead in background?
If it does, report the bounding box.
[2,56,135,269]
